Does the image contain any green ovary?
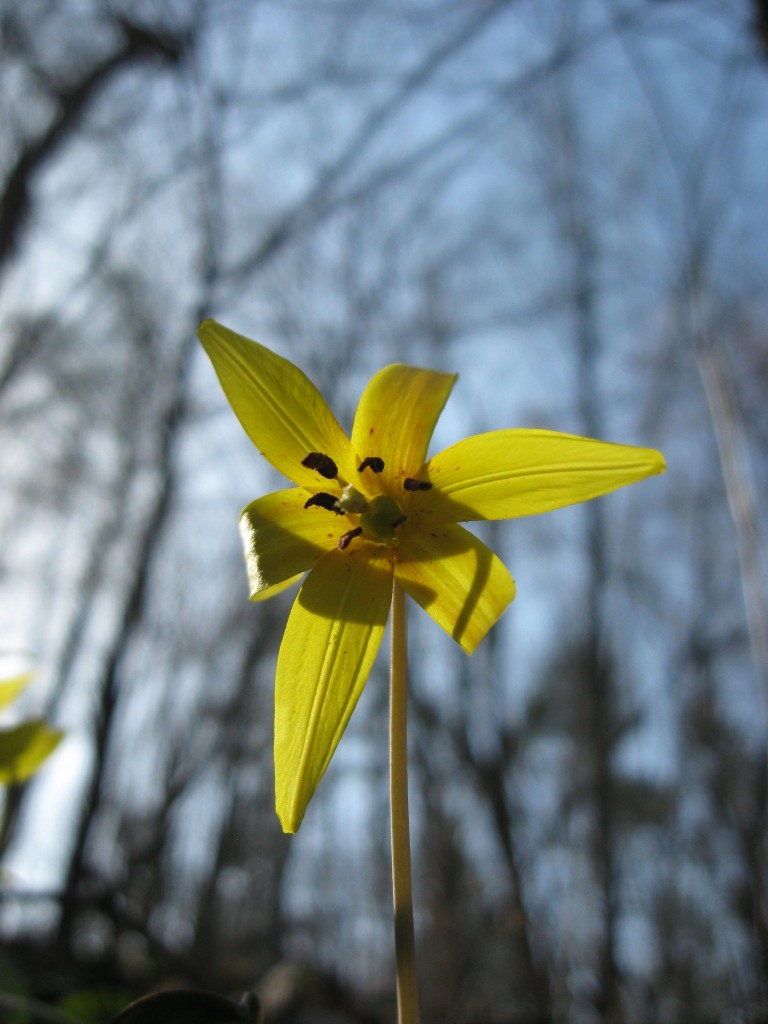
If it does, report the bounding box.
[360,494,404,543]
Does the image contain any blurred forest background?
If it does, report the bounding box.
[1,1,767,1022]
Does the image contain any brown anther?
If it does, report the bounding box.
[391,515,407,528]
[338,527,363,550]
[403,478,432,491]
[304,492,343,515]
[302,452,338,479]
[358,456,385,473]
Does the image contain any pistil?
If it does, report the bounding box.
[360,495,406,543]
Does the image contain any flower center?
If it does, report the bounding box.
[360,494,406,542]
[301,451,413,550]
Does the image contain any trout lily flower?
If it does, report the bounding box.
[199,320,665,832]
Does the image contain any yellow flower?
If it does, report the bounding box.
[198,320,665,832]
[0,671,62,784]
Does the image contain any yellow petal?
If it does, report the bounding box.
[421,429,666,523]
[395,524,515,654]
[275,547,393,832]
[198,320,356,487]
[239,488,344,600]
[0,671,34,710]
[351,364,456,495]
[0,720,63,784]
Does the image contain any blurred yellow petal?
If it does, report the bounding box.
[240,488,348,600]
[422,429,665,523]
[198,320,356,487]
[0,671,34,711]
[395,524,515,654]
[0,720,63,784]
[275,548,393,832]
[351,365,456,495]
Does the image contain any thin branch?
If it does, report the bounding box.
[0,15,184,270]
[224,1,650,291]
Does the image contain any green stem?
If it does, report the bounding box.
[390,579,420,1024]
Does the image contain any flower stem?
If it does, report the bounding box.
[390,579,420,1024]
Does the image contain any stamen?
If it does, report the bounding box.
[305,493,344,515]
[403,478,432,491]
[302,452,338,479]
[358,456,385,474]
[391,515,407,529]
[338,527,363,550]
